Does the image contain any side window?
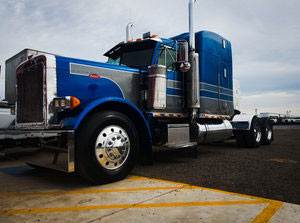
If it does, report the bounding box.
[107,57,120,65]
[158,47,176,71]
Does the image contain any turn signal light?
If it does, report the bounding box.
[70,96,80,109]
[151,35,158,38]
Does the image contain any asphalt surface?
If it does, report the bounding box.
[132,126,300,205]
[1,125,299,206]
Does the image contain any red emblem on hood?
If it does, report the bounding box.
[89,73,100,79]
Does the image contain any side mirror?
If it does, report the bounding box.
[179,61,191,73]
[178,41,189,63]
[177,40,190,72]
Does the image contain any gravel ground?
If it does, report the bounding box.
[132,127,300,204]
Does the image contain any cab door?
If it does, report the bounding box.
[218,61,232,114]
[157,46,184,113]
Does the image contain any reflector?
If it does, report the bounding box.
[70,97,80,109]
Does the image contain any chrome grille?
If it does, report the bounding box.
[16,60,44,124]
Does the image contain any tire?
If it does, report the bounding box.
[260,118,273,145]
[244,116,262,148]
[235,131,247,147]
[76,111,139,184]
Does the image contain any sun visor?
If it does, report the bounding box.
[104,40,156,60]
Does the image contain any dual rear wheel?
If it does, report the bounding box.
[235,117,273,148]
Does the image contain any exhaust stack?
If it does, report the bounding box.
[189,0,196,50]
[186,0,200,115]
[126,22,134,42]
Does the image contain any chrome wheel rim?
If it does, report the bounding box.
[267,128,272,140]
[95,125,130,170]
[254,126,262,143]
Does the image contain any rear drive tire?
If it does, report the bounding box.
[235,131,247,147]
[76,111,139,184]
[245,116,262,148]
[260,118,273,145]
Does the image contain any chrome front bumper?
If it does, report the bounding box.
[1,130,75,173]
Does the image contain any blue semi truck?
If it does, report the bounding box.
[0,1,273,183]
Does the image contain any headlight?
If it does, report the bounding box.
[50,97,80,113]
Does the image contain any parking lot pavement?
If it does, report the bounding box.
[133,128,300,205]
[0,164,299,223]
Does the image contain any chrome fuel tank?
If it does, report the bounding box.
[191,119,233,143]
[147,65,167,110]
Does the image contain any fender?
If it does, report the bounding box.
[231,114,256,130]
[72,97,151,139]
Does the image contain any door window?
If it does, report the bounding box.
[158,47,176,71]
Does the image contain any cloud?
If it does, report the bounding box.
[241,90,300,115]
[0,0,299,114]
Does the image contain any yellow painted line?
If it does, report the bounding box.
[127,175,190,186]
[252,201,283,223]
[128,175,278,203]
[0,200,267,215]
[0,186,197,197]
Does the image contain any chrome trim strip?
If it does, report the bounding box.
[200,96,233,102]
[70,62,139,76]
[200,82,233,92]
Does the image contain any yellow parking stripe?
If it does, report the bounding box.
[127,175,191,186]
[128,176,283,222]
[252,201,283,223]
[0,200,266,215]
[0,186,199,197]
[129,175,277,203]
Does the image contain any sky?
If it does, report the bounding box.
[0,0,299,115]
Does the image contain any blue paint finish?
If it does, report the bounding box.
[72,97,152,140]
[171,31,234,114]
[167,70,183,81]
[200,90,233,102]
[171,31,233,90]
[55,56,140,101]
[151,42,160,65]
[200,90,218,99]
[167,88,183,96]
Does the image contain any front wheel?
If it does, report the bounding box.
[76,111,139,184]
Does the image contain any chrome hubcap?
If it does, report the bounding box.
[254,126,261,143]
[267,128,272,140]
[95,125,130,170]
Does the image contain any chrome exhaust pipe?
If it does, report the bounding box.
[189,0,196,50]
[187,0,200,113]
[126,22,134,42]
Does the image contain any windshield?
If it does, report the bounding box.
[121,48,153,68]
[105,40,156,68]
